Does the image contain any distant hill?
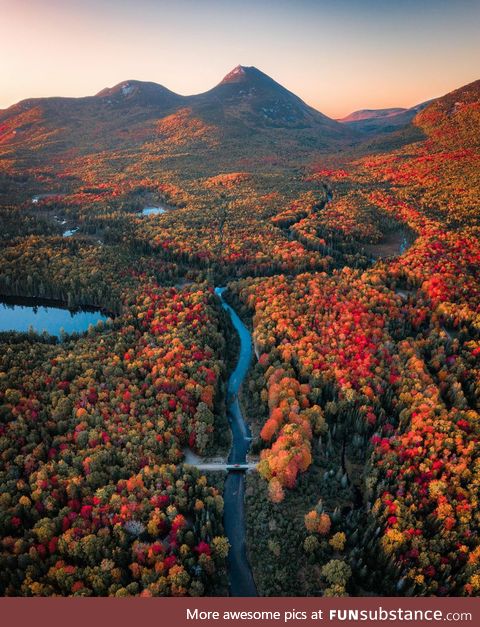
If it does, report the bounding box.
[338,101,431,134]
[340,108,408,123]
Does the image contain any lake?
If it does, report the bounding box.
[0,297,109,337]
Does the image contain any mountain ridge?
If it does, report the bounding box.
[0,65,355,163]
[1,69,478,175]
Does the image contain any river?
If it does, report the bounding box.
[215,287,257,597]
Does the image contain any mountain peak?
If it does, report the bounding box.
[96,80,174,98]
[220,65,265,84]
[94,80,184,108]
[223,65,247,79]
[194,65,349,134]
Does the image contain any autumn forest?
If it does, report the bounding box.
[0,65,479,598]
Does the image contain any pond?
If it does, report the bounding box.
[0,297,110,337]
[140,206,167,216]
[63,227,79,237]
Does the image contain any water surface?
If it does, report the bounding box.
[63,227,79,237]
[215,287,257,597]
[141,206,167,216]
[0,297,109,337]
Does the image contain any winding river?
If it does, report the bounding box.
[215,287,257,597]
[213,216,412,596]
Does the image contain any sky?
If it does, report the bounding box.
[1,0,479,117]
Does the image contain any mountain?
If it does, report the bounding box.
[414,78,480,148]
[356,78,480,226]
[0,66,354,173]
[338,101,431,134]
[193,65,346,134]
[0,80,187,158]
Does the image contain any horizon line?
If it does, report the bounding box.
[1,67,478,119]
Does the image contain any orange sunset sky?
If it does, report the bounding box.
[2,0,480,117]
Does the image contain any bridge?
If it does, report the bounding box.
[184,461,257,472]
[182,449,257,472]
